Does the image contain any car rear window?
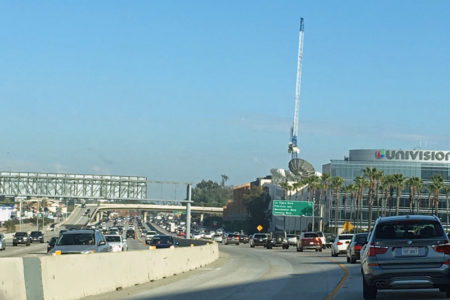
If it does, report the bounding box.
[15,232,27,236]
[254,234,266,238]
[338,235,353,240]
[58,233,95,245]
[355,235,368,244]
[105,236,121,242]
[374,220,444,239]
[151,236,173,245]
[304,233,318,238]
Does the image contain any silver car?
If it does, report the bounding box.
[49,229,111,255]
[361,215,450,299]
[105,234,128,252]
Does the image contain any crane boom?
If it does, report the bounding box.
[289,18,304,159]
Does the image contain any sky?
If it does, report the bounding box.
[1,1,450,186]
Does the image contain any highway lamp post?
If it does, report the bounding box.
[186,184,192,240]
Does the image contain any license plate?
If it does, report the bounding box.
[402,247,419,256]
[309,242,314,245]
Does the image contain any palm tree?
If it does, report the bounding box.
[279,181,290,200]
[431,175,444,216]
[426,184,433,214]
[220,174,229,187]
[354,176,368,230]
[348,183,358,225]
[330,176,344,234]
[380,175,391,217]
[415,178,423,213]
[374,170,384,217]
[391,174,405,216]
[442,186,450,228]
[321,173,330,208]
[363,167,378,231]
[405,177,420,213]
[342,184,351,221]
[293,180,304,201]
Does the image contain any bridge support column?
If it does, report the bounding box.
[96,213,100,223]
[100,211,104,221]
[143,211,148,222]
[200,213,204,222]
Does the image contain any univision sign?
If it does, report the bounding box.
[376,150,450,162]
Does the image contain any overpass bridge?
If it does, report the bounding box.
[87,203,223,224]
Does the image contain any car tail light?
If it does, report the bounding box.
[354,245,362,251]
[336,242,342,246]
[433,244,450,254]
[368,245,388,256]
[314,237,320,242]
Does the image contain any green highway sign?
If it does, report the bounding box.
[272,200,312,216]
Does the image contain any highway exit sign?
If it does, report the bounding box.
[272,200,312,216]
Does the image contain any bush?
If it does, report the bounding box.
[3,220,16,233]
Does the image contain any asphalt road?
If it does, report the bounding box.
[87,244,450,300]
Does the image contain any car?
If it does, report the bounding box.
[213,233,223,243]
[0,233,5,250]
[223,233,240,245]
[126,229,135,239]
[59,229,67,236]
[148,235,176,249]
[287,234,298,246]
[317,231,326,249]
[346,233,368,264]
[177,231,185,237]
[266,232,289,249]
[249,233,268,248]
[30,231,44,243]
[192,232,203,240]
[331,234,354,257]
[145,231,157,243]
[47,236,58,253]
[105,234,128,252]
[239,234,249,244]
[296,232,322,252]
[361,215,450,299]
[13,232,30,246]
[48,229,110,255]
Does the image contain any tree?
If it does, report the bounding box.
[348,183,358,224]
[405,177,421,214]
[321,173,331,225]
[391,174,405,216]
[293,180,304,201]
[192,180,232,207]
[442,186,450,228]
[279,181,290,200]
[373,170,384,217]
[354,176,368,230]
[330,176,344,235]
[220,174,229,187]
[363,167,378,231]
[431,175,444,216]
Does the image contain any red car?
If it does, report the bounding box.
[296,232,322,252]
[177,231,185,237]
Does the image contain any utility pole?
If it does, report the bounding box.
[186,184,192,240]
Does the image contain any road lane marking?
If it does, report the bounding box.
[322,257,348,300]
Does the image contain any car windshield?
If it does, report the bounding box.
[151,236,173,245]
[58,233,95,246]
[105,236,121,242]
[375,220,444,239]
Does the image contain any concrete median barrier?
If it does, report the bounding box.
[0,258,27,300]
[0,243,219,300]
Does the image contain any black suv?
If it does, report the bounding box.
[13,232,30,246]
[126,229,135,239]
[30,231,44,243]
[266,232,289,249]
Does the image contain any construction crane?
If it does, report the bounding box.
[287,18,314,178]
[288,17,304,159]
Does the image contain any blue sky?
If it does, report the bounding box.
[1,1,450,186]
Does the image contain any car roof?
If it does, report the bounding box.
[376,215,439,223]
[62,230,96,235]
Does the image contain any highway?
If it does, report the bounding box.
[86,245,450,300]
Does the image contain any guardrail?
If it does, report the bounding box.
[0,243,219,300]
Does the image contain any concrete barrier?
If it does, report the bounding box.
[0,243,219,300]
[0,258,27,300]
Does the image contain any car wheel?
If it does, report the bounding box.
[285,246,289,250]
[350,256,356,264]
[26,243,30,246]
[445,286,450,298]
[251,244,255,248]
[346,256,350,263]
[319,248,322,252]
[299,247,303,252]
[236,243,239,246]
[362,276,377,299]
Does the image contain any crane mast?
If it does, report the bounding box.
[288,17,304,159]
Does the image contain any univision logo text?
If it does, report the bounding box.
[376,150,450,161]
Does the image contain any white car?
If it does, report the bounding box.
[213,234,223,243]
[105,234,128,252]
[204,232,215,239]
[192,232,203,240]
[331,234,354,257]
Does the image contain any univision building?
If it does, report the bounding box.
[322,149,450,229]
